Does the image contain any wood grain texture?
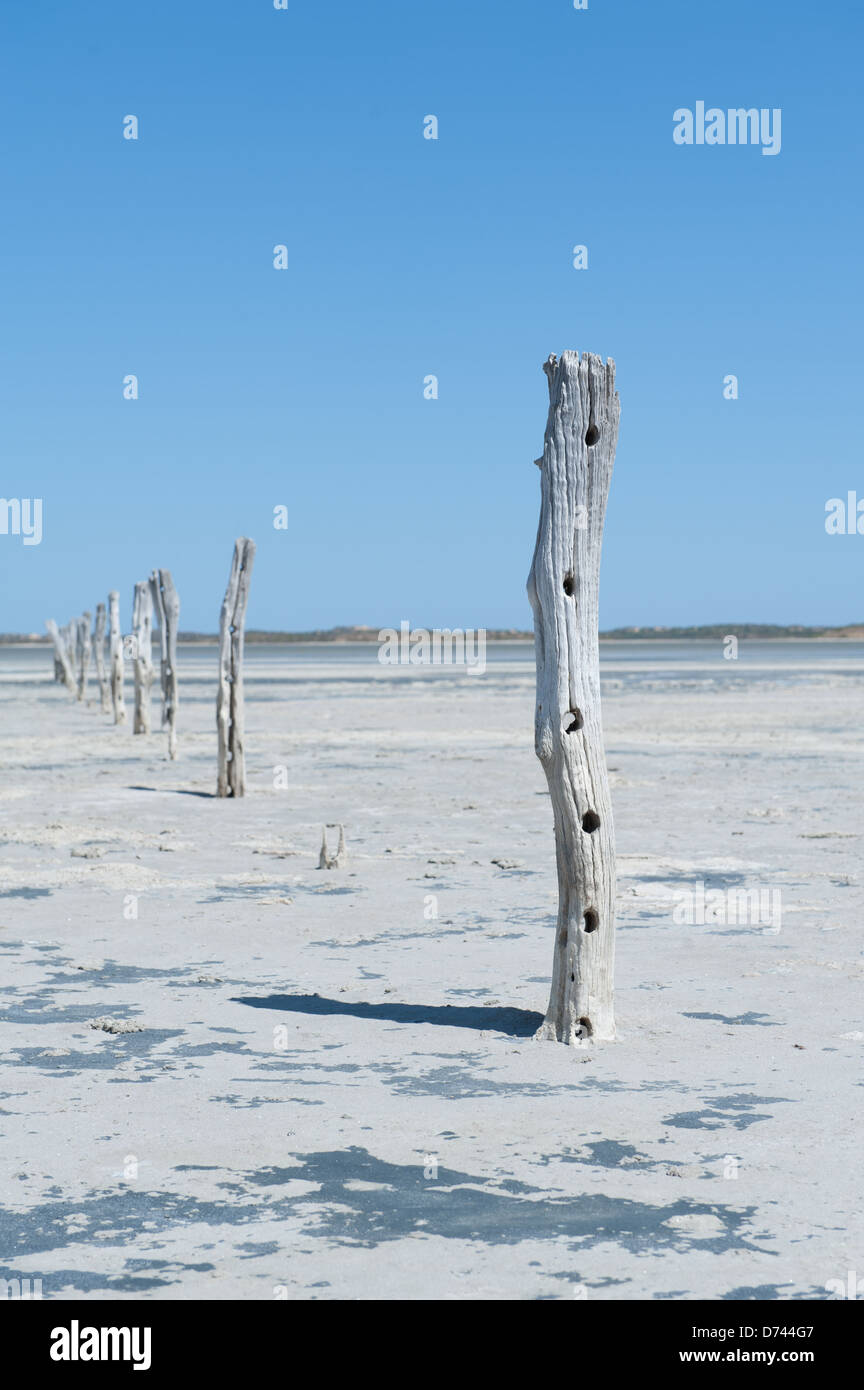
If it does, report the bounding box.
[132,582,154,735]
[63,621,77,686]
[527,350,620,1044]
[46,619,76,695]
[318,824,347,869]
[108,591,127,726]
[156,570,180,760]
[76,613,92,703]
[93,604,110,713]
[149,571,168,729]
[216,538,255,797]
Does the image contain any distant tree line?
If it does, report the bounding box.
[4,622,864,645]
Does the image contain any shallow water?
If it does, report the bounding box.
[7,638,864,692]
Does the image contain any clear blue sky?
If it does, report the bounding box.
[1,0,861,633]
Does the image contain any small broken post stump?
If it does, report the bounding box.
[132,581,154,734]
[46,619,77,695]
[77,612,92,702]
[528,351,620,1044]
[155,570,180,759]
[93,604,110,713]
[318,824,347,869]
[217,538,255,797]
[108,591,127,725]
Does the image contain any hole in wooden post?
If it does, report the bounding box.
[585,424,600,447]
[563,573,575,597]
[570,973,575,982]
[582,810,601,833]
[577,1015,593,1036]
[583,910,599,933]
[565,708,583,732]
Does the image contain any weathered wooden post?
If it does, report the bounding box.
[217,538,255,797]
[149,570,168,728]
[74,619,84,699]
[108,591,127,725]
[528,351,620,1044]
[63,620,77,681]
[93,604,110,713]
[76,612,92,702]
[132,582,154,734]
[318,824,347,869]
[46,620,77,694]
[66,624,75,680]
[153,570,180,759]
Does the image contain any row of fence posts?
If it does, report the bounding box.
[45,539,255,796]
[41,346,621,1049]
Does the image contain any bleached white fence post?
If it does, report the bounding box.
[132,582,154,735]
[528,351,620,1044]
[155,569,179,759]
[108,591,127,725]
[77,612,92,702]
[63,620,77,682]
[46,620,77,695]
[149,570,168,728]
[74,619,84,699]
[216,537,255,797]
[93,604,110,713]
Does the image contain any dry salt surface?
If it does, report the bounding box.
[1,640,862,1302]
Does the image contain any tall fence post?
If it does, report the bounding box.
[216,537,255,797]
[528,351,620,1044]
[46,620,77,695]
[149,571,168,728]
[93,604,110,713]
[77,612,92,702]
[156,570,180,759]
[132,582,154,735]
[108,591,127,725]
[63,620,77,683]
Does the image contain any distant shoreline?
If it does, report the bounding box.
[7,623,864,647]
